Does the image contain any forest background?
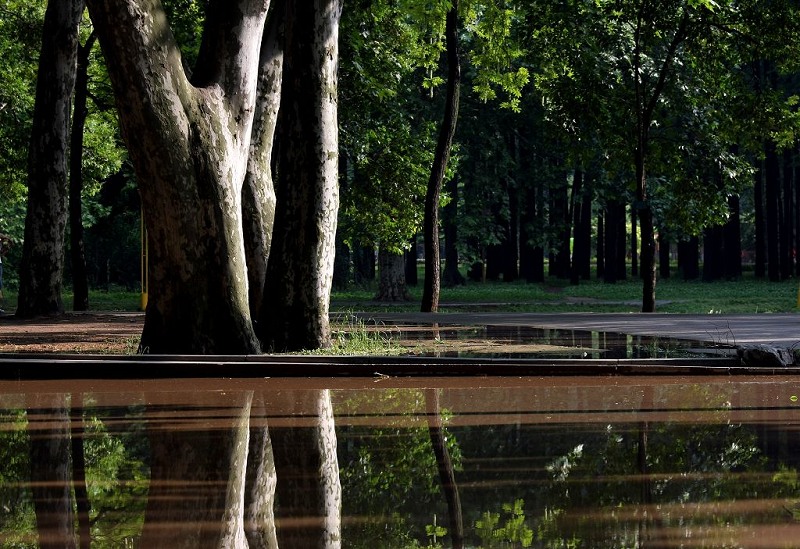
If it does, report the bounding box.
[2,0,800,320]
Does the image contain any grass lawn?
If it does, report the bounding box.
[0,273,797,315]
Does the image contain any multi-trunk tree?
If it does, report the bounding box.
[85,0,341,354]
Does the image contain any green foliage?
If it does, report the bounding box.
[0,409,35,548]
[83,408,149,548]
[475,499,534,548]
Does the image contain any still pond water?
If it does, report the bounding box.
[3,374,800,548]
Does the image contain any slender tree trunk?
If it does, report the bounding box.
[375,247,412,301]
[505,180,519,282]
[426,389,464,549]
[16,0,85,319]
[260,0,342,351]
[28,393,76,549]
[243,5,283,320]
[421,0,460,313]
[69,33,96,312]
[70,398,91,549]
[443,175,465,286]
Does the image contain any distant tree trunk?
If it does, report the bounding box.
[17,0,84,319]
[272,390,341,549]
[422,0,460,313]
[426,389,464,549]
[69,32,96,312]
[486,243,504,281]
[443,176,465,286]
[630,204,639,278]
[551,172,570,279]
[658,233,670,279]
[28,394,76,549]
[679,237,700,280]
[243,5,283,319]
[570,169,592,285]
[782,149,794,278]
[88,0,269,353]
[765,141,781,281]
[504,181,519,282]
[604,201,625,284]
[375,248,412,301]
[353,246,375,284]
[723,195,742,280]
[754,159,766,278]
[405,237,419,286]
[596,211,605,279]
[140,393,254,549]
[261,0,342,351]
[702,225,724,282]
[519,206,544,283]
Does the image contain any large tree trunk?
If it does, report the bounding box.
[243,4,283,320]
[28,394,76,549]
[260,0,342,351]
[421,0,460,313]
[140,392,254,549]
[702,225,724,281]
[69,33,96,312]
[16,0,84,319]
[87,0,269,354]
[272,390,342,549]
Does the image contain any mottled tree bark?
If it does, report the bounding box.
[243,4,283,320]
[87,0,269,353]
[16,0,84,318]
[260,0,341,351]
[245,394,279,549]
[421,0,460,313]
[272,390,341,549]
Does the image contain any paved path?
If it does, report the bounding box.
[355,312,800,347]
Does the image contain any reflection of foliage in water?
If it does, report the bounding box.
[0,405,149,549]
[0,409,35,547]
[83,404,150,548]
[337,388,462,548]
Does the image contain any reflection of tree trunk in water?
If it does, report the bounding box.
[272,390,341,549]
[638,386,653,546]
[70,397,91,549]
[425,388,464,549]
[28,393,77,549]
[245,393,279,549]
[140,392,253,549]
